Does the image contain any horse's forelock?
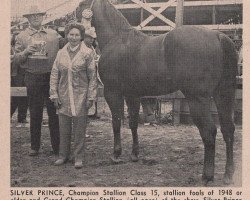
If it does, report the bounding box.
[76,0,93,22]
[82,0,93,6]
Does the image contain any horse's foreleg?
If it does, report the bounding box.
[186,95,217,185]
[214,89,235,184]
[125,96,140,162]
[105,90,124,163]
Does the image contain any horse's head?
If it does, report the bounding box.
[75,0,136,50]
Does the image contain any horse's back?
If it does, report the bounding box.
[164,26,225,96]
[134,26,226,96]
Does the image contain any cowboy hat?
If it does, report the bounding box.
[23,5,46,18]
[85,27,97,38]
[82,9,93,19]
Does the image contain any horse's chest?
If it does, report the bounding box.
[98,44,132,80]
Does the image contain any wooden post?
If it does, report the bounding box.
[173,98,181,125]
[140,8,143,23]
[212,5,216,24]
[140,0,144,23]
[176,0,184,27]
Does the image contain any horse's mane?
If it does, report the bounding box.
[103,0,147,41]
[103,0,132,32]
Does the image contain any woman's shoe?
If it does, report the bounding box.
[54,158,67,166]
[74,160,83,169]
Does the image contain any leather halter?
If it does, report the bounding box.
[90,0,95,10]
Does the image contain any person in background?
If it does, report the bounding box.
[50,23,97,169]
[11,32,29,126]
[14,5,62,156]
[83,27,103,119]
[77,8,103,119]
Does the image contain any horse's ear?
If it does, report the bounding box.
[79,1,84,6]
[79,0,92,7]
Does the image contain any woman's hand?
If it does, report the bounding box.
[94,55,100,63]
[86,100,94,110]
[52,98,61,109]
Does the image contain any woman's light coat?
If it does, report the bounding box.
[50,42,97,117]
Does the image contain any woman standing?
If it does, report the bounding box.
[50,23,97,169]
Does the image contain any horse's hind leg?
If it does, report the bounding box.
[125,96,140,162]
[185,95,217,185]
[213,88,235,184]
[104,90,124,163]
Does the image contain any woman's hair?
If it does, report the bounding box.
[64,22,85,40]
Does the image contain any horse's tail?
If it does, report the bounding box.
[213,33,238,132]
[212,33,238,181]
[217,33,238,91]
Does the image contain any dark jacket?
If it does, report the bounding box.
[14,27,62,74]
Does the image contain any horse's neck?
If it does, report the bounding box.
[94,20,117,51]
[89,1,113,50]
[93,0,142,51]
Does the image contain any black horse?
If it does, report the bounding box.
[76,0,238,185]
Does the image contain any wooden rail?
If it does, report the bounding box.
[11,86,105,97]
[139,88,242,125]
[114,0,243,9]
[11,87,242,125]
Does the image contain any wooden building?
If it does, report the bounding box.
[114,0,242,40]
[12,0,243,41]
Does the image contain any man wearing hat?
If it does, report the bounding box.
[84,27,97,49]
[14,5,61,156]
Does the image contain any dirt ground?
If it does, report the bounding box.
[10,109,242,187]
[11,98,242,187]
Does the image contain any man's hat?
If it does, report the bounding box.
[85,27,97,38]
[82,9,93,19]
[23,5,46,18]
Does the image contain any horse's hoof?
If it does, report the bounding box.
[202,179,214,186]
[223,174,234,185]
[130,154,139,162]
[202,175,214,186]
[110,156,123,164]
